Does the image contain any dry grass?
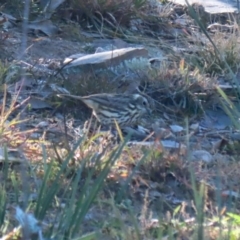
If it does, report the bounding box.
[184,29,240,75]
[1,79,240,239]
[65,0,147,30]
[1,1,240,239]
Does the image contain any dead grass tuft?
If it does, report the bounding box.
[186,31,240,75]
[139,61,217,116]
[70,72,117,95]
[65,0,147,29]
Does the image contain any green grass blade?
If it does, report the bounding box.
[35,137,84,219]
[69,139,129,237]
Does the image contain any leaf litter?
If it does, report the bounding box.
[1,0,240,238]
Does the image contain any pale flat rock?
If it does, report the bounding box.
[170,0,238,14]
[0,147,23,163]
[190,150,213,163]
[200,109,232,130]
[63,47,148,71]
[170,125,184,133]
[127,140,187,155]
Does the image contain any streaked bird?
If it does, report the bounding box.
[58,93,151,126]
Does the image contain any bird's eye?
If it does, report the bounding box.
[143,100,147,106]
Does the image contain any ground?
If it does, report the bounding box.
[1,0,240,239]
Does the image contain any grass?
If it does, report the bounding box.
[69,0,147,24]
[2,119,240,240]
[1,117,240,238]
[1,0,240,239]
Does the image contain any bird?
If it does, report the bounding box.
[58,93,151,127]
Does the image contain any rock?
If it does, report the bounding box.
[122,126,150,140]
[170,125,184,133]
[27,19,60,37]
[127,140,186,155]
[190,150,213,164]
[169,0,238,14]
[207,23,238,33]
[63,47,148,72]
[190,123,199,131]
[200,109,232,130]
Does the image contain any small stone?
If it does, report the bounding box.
[170,125,184,133]
[190,150,213,164]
